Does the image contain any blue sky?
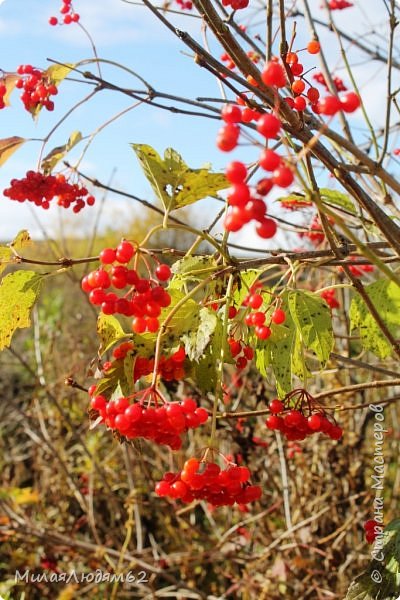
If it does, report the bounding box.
[0,0,397,250]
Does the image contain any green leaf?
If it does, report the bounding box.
[0,230,31,276]
[169,255,218,291]
[0,136,26,167]
[277,192,312,209]
[255,292,299,398]
[97,313,127,355]
[345,519,400,600]
[320,187,356,215]
[350,279,400,358]
[181,307,217,361]
[288,290,334,367]
[0,270,43,351]
[194,315,226,393]
[232,269,262,308]
[131,144,228,213]
[41,130,82,174]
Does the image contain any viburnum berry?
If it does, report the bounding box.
[293,96,307,112]
[317,95,342,116]
[221,103,242,123]
[261,61,286,88]
[155,264,172,281]
[256,217,277,238]
[292,79,306,94]
[216,123,240,152]
[272,165,294,188]
[307,40,321,54]
[257,113,282,139]
[259,149,281,171]
[340,91,361,113]
[271,308,286,324]
[269,399,284,414]
[225,161,247,183]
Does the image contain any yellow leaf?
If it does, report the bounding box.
[0,136,26,167]
[0,230,31,275]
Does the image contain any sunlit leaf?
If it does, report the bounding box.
[131,143,228,213]
[0,270,43,351]
[0,230,31,275]
[0,136,26,167]
[350,279,400,358]
[41,130,82,173]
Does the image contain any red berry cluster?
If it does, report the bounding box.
[175,0,193,10]
[155,457,262,506]
[265,389,343,441]
[242,289,287,340]
[3,171,95,212]
[227,337,254,369]
[81,241,172,334]
[327,0,353,9]
[338,257,374,277]
[14,64,58,112]
[133,347,187,383]
[91,390,208,450]
[316,91,360,116]
[313,72,347,92]
[221,0,249,9]
[49,0,80,26]
[363,519,381,544]
[299,215,326,246]
[320,288,340,309]
[283,50,322,113]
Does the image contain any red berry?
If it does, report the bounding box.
[269,399,284,413]
[226,161,247,183]
[256,217,277,238]
[271,308,286,324]
[272,165,294,188]
[155,264,172,281]
[307,40,321,54]
[221,103,242,123]
[257,113,281,139]
[261,61,286,88]
[259,149,281,171]
[340,91,361,113]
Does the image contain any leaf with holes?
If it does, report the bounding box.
[350,279,400,359]
[97,313,127,355]
[131,144,228,214]
[181,307,217,362]
[0,270,43,351]
[288,290,334,367]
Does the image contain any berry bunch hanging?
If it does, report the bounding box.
[81,240,172,334]
[155,456,262,506]
[49,0,80,26]
[90,389,208,450]
[15,64,59,113]
[265,389,343,441]
[3,171,95,212]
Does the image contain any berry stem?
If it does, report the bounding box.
[209,273,235,448]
